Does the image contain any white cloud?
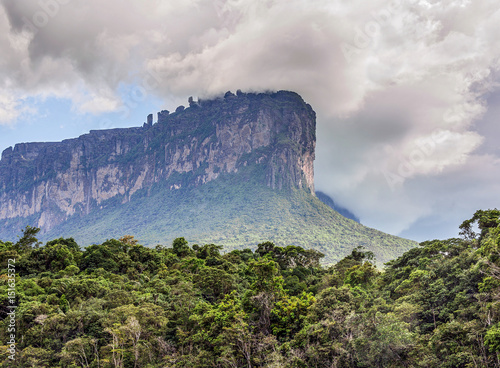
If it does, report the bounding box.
[0,0,499,239]
[0,92,20,124]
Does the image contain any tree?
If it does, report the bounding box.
[119,235,138,246]
[271,292,316,339]
[194,267,235,302]
[59,294,70,313]
[459,209,500,241]
[172,237,192,258]
[194,243,223,260]
[14,225,41,251]
[249,259,285,335]
[256,241,275,257]
[58,337,99,368]
[16,347,52,368]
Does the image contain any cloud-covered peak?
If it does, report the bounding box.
[0,0,499,239]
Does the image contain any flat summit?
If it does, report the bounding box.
[0,91,415,263]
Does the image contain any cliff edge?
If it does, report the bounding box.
[0,90,416,264]
[0,91,315,233]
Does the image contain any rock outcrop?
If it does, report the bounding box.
[0,91,316,234]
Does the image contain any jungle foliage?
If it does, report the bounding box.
[1,209,500,367]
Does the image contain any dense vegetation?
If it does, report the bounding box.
[1,209,500,367]
[41,176,416,266]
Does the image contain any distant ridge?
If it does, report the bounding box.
[316,191,360,223]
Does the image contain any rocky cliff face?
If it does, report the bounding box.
[0,91,316,234]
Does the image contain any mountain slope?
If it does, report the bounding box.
[38,170,415,265]
[0,90,315,233]
[0,90,416,264]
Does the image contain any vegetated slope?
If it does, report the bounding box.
[42,171,415,265]
[0,90,316,239]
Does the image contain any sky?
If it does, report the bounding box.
[0,0,499,242]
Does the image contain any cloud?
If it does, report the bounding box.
[0,92,20,124]
[0,0,165,116]
[0,0,499,239]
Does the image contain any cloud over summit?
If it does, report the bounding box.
[1,0,499,239]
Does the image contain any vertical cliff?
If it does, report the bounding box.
[0,91,316,234]
[0,90,418,264]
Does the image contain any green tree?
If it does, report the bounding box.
[194,266,235,302]
[172,237,192,258]
[459,209,500,241]
[271,291,316,339]
[14,225,41,251]
[248,258,285,335]
[59,294,70,313]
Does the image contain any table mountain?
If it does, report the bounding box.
[0,90,416,264]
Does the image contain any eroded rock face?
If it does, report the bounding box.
[0,91,316,233]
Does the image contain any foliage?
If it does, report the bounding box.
[1,209,500,367]
[40,174,416,266]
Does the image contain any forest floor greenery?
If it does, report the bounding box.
[1,209,500,367]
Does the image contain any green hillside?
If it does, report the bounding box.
[41,171,416,265]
